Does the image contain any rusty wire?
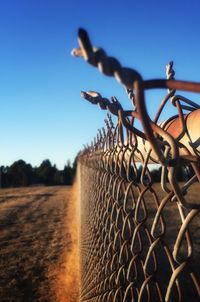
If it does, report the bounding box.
[73,29,200,301]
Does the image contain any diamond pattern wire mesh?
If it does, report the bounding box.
[78,116,200,301]
[73,29,200,301]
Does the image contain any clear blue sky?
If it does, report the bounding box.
[0,0,200,169]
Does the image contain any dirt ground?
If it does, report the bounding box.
[0,182,199,301]
[0,186,79,302]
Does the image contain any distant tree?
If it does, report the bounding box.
[0,156,80,188]
[54,170,63,185]
[175,165,186,182]
[0,166,9,188]
[136,165,142,183]
[36,159,57,186]
[182,164,197,181]
[72,154,79,181]
[63,160,73,185]
[151,167,162,182]
[184,164,195,181]
[7,160,33,187]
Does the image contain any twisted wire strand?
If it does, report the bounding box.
[166,61,175,81]
[72,28,200,93]
[78,111,200,301]
[75,28,200,302]
[73,28,200,167]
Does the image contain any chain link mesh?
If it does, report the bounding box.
[73,29,200,301]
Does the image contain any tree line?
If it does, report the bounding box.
[136,164,194,183]
[0,158,195,188]
[0,158,77,188]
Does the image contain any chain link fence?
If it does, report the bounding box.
[73,29,200,301]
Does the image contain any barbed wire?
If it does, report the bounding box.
[74,29,200,301]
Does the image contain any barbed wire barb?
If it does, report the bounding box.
[75,28,200,302]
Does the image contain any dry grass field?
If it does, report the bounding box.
[0,186,79,302]
[0,182,199,301]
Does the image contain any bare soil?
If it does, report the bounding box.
[0,186,79,302]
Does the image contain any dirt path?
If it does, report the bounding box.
[0,186,79,302]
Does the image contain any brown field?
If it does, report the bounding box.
[0,186,79,302]
[0,182,199,301]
